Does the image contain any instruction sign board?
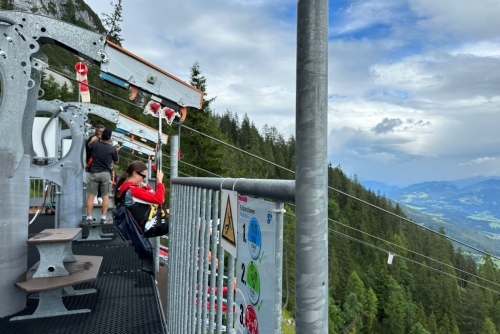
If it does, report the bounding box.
[220,189,237,257]
[235,195,276,334]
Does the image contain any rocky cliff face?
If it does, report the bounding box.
[6,0,105,89]
[12,0,103,31]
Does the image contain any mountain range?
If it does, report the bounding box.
[363,176,500,256]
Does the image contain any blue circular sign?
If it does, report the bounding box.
[247,217,261,259]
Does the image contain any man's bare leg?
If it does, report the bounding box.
[87,194,96,217]
[101,195,109,222]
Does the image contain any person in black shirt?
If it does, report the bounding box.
[85,124,105,203]
[85,124,105,172]
[85,128,120,224]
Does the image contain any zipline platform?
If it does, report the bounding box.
[0,214,166,334]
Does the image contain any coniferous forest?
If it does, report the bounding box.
[10,2,500,332]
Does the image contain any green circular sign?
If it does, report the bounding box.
[246,261,260,305]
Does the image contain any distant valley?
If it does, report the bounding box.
[362,176,500,257]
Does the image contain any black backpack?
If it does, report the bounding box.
[113,186,153,261]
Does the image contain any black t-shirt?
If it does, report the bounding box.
[88,141,118,173]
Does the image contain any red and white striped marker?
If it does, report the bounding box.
[75,62,90,103]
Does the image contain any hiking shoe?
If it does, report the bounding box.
[85,218,93,225]
[100,218,107,224]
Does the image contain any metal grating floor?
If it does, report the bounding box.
[0,215,166,334]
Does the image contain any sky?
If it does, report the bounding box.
[83,0,500,187]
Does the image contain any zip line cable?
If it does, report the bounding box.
[149,119,500,261]
[174,125,499,261]
[329,186,500,262]
[125,135,500,293]
[328,216,500,290]
[47,67,238,178]
[282,210,500,293]
[175,127,499,260]
[179,159,221,177]
[120,149,191,177]
[161,147,500,293]
[158,151,224,178]
[327,228,500,296]
[46,66,498,262]
[179,124,295,176]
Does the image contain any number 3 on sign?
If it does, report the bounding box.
[239,304,259,334]
[239,304,244,325]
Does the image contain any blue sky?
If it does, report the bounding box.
[84,0,500,186]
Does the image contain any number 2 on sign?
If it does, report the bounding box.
[241,262,246,285]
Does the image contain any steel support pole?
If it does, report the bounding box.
[295,0,329,333]
[166,135,179,331]
[0,19,40,316]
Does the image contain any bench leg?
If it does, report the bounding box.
[100,230,115,238]
[99,224,114,238]
[63,286,97,296]
[28,286,98,299]
[10,289,91,321]
[34,243,73,278]
[79,225,113,241]
[63,242,77,262]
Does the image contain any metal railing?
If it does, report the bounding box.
[28,178,58,219]
[164,136,294,334]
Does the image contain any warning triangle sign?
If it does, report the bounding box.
[222,197,236,247]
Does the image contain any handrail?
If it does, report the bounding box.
[171,177,295,203]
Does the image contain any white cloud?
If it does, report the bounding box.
[83,0,500,185]
[459,157,496,166]
[331,0,404,36]
[451,40,500,58]
[409,0,500,39]
[370,59,439,90]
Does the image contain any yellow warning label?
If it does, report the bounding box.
[222,197,236,247]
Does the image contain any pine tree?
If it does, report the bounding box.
[383,277,408,334]
[427,312,438,334]
[341,292,363,332]
[458,277,486,333]
[59,82,74,102]
[180,62,225,176]
[329,296,344,334]
[492,301,500,330]
[0,0,14,10]
[482,317,499,334]
[408,322,431,334]
[363,288,377,332]
[102,0,124,46]
[41,74,62,101]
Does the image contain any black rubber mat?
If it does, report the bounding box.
[0,215,166,334]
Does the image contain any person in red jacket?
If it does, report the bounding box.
[114,160,167,235]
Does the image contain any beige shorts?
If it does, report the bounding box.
[87,171,111,197]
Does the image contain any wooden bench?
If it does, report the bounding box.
[79,218,115,241]
[11,255,103,321]
[27,228,82,278]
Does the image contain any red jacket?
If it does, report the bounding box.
[118,181,165,205]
